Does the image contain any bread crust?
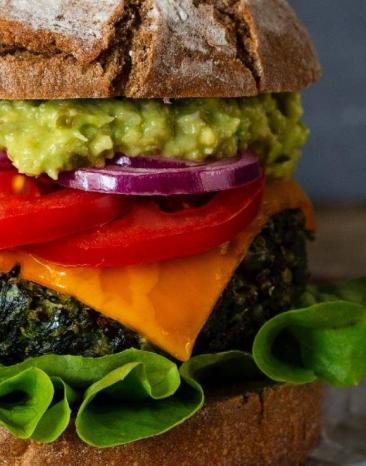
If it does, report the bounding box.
[241,0,321,93]
[0,0,321,99]
[0,382,322,466]
[0,0,126,63]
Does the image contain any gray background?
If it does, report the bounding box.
[290,1,366,202]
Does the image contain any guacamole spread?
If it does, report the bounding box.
[0,93,308,179]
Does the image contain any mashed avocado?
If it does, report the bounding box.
[0,93,308,179]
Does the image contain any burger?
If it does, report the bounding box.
[0,1,365,465]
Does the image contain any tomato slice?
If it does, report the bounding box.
[28,175,264,268]
[0,172,41,197]
[0,173,127,249]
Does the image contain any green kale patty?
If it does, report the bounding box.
[0,274,140,365]
[0,210,310,365]
[194,209,310,354]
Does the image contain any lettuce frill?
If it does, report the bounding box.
[0,279,365,447]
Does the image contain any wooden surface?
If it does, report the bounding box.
[309,205,366,280]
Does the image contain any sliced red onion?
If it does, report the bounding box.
[0,151,14,171]
[58,152,261,196]
[114,154,197,169]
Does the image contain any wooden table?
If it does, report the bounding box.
[309,205,366,280]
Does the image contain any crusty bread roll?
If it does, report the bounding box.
[0,382,322,466]
[0,0,321,99]
[0,2,323,465]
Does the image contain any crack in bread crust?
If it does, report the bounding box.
[192,0,261,87]
[125,0,257,97]
[0,0,321,99]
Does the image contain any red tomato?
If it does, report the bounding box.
[0,172,41,197]
[0,173,127,249]
[28,175,264,268]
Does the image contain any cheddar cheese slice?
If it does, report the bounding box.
[0,180,314,361]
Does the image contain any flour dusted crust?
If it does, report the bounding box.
[0,383,322,466]
[240,0,321,92]
[0,0,126,63]
[0,0,321,99]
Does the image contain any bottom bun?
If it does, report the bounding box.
[0,382,322,466]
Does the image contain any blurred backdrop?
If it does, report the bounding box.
[287,1,366,279]
[290,0,366,202]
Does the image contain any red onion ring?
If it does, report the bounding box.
[114,154,196,169]
[58,152,261,196]
[0,151,14,171]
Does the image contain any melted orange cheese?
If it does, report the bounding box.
[0,180,314,361]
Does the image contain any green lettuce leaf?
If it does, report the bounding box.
[181,350,261,388]
[0,368,54,439]
[0,350,203,447]
[253,296,366,387]
[31,377,79,443]
[76,359,198,447]
[0,349,178,389]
